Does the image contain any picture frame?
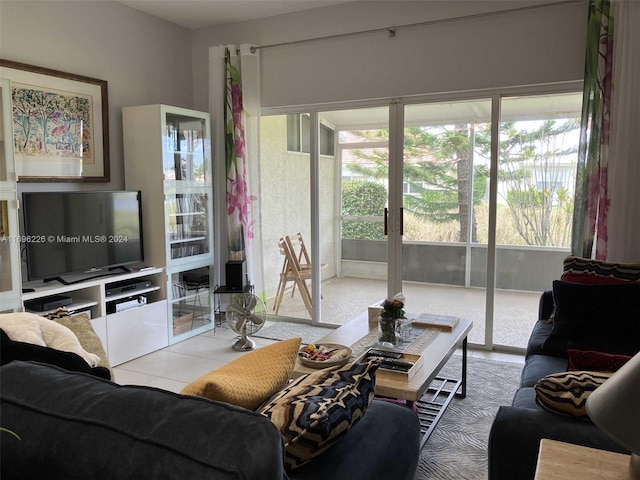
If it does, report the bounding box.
[0,59,109,182]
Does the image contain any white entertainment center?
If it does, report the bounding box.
[21,268,167,366]
[0,93,215,367]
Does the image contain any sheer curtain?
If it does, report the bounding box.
[572,0,640,262]
[209,44,264,297]
[605,0,640,262]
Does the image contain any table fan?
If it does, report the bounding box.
[226,293,266,351]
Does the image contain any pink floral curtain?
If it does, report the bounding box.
[210,45,263,295]
[572,0,613,260]
[224,47,256,260]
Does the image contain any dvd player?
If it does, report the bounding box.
[25,295,73,312]
[106,280,152,296]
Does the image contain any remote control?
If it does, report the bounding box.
[366,349,402,359]
[367,356,414,369]
[380,364,412,372]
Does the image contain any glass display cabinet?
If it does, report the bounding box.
[123,105,214,343]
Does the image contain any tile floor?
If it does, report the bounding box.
[113,323,524,393]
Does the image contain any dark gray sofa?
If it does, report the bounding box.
[487,288,631,480]
[1,360,420,480]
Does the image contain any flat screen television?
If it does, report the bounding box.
[22,190,144,284]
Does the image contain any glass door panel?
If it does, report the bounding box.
[402,100,492,346]
[492,92,581,349]
[168,266,212,339]
[260,113,312,321]
[162,110,212,266]
[319,106,389,325]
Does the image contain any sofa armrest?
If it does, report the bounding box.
[538,289,554,321]
[488,406,628,480]
[290,400,420,480]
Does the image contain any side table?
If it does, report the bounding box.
[534,439,630,480]
[213,284,254,326]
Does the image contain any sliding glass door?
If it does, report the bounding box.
[259,86,581,350]
[399,99,492,346]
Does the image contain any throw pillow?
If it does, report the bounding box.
[180,337,301,410]
[534,370,613,418]
[45,308,113,379]
[0,312,100,366]
[543,280,640,357]
[567,349,632,372]
[560,255,640,285]
[258,360,379,471]
[0,329,111,379]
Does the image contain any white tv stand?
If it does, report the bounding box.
[22,267,168,366]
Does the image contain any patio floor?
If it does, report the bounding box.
[267,276,542,351]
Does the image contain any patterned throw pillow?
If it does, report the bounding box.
[258,360,379,471]
[567,349,632,372]
[534,371,613,418]
[181,337,301,410]
[45,308,113,379]
[561,255,640,284]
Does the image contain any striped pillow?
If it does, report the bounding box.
[534,371,613,418]
[258,360,379,470]
[561,255,640,284]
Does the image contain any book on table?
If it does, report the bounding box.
[412,313,459,331]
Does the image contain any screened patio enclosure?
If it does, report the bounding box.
[259,86,582,351]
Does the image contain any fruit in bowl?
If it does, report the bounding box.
[298,343,352,367]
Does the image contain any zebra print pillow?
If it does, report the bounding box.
[561,255,640,284]
[534,371,613,418]
[258,360,379,470]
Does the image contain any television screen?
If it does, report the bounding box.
[22,191,144,282]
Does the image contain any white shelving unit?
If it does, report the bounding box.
[22,268,167,366]
[0,78,22,313]
[123,105,214,344]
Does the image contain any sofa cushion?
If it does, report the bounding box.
[45,307,113,379]
[259,360,379,470]
[567,349,632,372]
[543,280,640,356]
[520,353,569,388]
[534,370,613,418]
[0,329,110,379]
[181,337,301,410]
[0,361,287,480]
[561,255,640,284]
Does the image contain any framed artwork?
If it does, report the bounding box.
[0,59,109,182]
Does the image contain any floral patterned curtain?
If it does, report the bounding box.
[571,0,613,259]
[223,47,256,260]
[210,45,263,296]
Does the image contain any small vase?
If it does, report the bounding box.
[377,316,404,348]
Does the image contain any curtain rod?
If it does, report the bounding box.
[250,0,581,53]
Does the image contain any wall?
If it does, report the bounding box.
[0,0,193,192]
[192,0,587,110]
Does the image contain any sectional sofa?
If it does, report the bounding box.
[488,256,640,479]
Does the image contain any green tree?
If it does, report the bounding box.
[341,181,387,240]
[476,119,578,246]
[346,125,488,242]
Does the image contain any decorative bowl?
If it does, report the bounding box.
[298,343,352,369]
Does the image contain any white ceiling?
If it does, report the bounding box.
[116,0,357,30]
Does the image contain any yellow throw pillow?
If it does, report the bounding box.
[181,337,301,410]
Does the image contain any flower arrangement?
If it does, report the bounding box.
[380,293,406,319]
